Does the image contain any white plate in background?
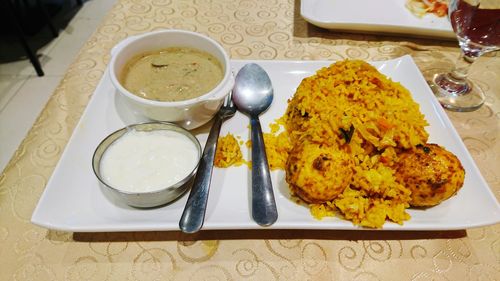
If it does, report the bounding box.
[31,56,499,232]
[301,0,455,39]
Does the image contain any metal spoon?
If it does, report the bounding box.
[232,63,278,226]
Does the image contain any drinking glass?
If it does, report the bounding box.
[430,0,499,111]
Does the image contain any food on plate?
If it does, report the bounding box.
[406,0,449,17]
[286,140,354,203]
[285,60,429,153]
[214,59,465,228]
[99,129,199,193]
[120,47,223,102]
[214,133,247,168]
[395,143,465,207]
[283,60,428,227]
[215,121,291,170]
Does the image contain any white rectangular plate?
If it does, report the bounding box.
[32,56,500,232]
[301,0,455,39]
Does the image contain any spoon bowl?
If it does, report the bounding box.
[232,63,278,227]
[233,64,274,115]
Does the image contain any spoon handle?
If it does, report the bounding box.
[179,115,223,233]
[250,116,278,226]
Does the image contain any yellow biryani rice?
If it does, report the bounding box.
[284,59,429,228]
[215,119,291,170]
[214,133,247,168]
[215,60,430,228]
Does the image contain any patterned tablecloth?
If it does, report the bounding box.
[1,0,499,280]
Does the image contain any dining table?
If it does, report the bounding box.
[1,0,499,280]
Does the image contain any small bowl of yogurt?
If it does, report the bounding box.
[92,122,201,208]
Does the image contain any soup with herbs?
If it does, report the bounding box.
[120,47,224,102]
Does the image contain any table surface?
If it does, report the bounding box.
[1,0,499,280]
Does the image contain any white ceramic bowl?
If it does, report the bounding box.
[109,29,234,129]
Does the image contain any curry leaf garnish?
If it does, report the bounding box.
[340,125,355,143]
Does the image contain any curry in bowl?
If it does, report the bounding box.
[120,47,224,102]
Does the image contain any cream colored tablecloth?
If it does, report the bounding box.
[1,0,499,280]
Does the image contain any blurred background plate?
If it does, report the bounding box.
[301,0,455,39]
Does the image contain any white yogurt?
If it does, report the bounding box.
[100,129,199,193]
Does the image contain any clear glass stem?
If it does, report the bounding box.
[449,52,477,81]
[430,49,486,112]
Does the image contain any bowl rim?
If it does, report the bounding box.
[92,121,202,197]
[109,29,234,107]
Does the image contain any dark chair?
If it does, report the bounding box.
[1,0,45,76]
[35,0,59,37]
[1,0,84,76]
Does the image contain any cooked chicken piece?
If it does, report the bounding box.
[395,143,465,207]
[286,141,354,203]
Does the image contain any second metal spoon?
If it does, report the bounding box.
[232,63,278,226]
